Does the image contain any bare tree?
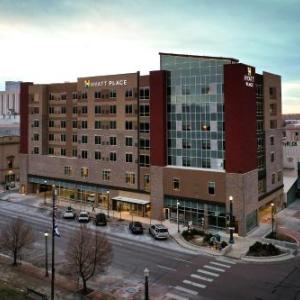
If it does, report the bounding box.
[65,225,113,294]
[0,217,35,266]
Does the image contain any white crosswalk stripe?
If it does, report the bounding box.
[210,261,231,268]
[175,286,198,296]
[216,257,237,264]
[191,273,214,282]
[204,265,226,272]
[183,279,206,289]
[197,269,219,277]
[165,292,189,300]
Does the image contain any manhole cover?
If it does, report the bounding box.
[126,288,137,294]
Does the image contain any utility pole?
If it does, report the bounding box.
[51,185,56,300]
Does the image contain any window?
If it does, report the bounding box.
[202,140,210,150]
[270,136,274,145]
[95,136,101,144]
[173,178,180,190]
[125,89,133,98]
[201,123,210,131]
[64,166,71,176]
[95,106,101,114]
[33,120,39,127]
[139,154,150,167]
[81,92,87,99]
[201,86,210,94]
[95,121,101,129]
[72,120,78,128]
[125,104,133,114]
[61,134,66,142]
[208,182,215,195]
[61,106,66,114]
[110,152,117,161]
[271,152,275,162]
[140,104,150,116]
[182,123,191,131]
[81,120,88,129]
[61,120,66,128]
[110,105,116,114]
[49,107,54,114]
[270,120,277,129]
[61,148,66,156]
[125,121,133,130]
[126,153,133,163]
[272,173,276,184]
[49,133,54,141]
[183,157,191,167]
[125,136,133,146]
[269,87,277,99]
[81,135,88,144]
[125,172,135,185]
[48,120,54,127]
[72,134,77,143]
[33,147,39,154]
[110,121,117,129]
[95,91,101,99]
[110,89,116,98]
[33,133,39,141]
[110,136,117,145]
[48,147,54,155]
[81,150,88,159]
[72,92,78,99]
[277,171,282,182]
[61,94,67,100]
[140,122,150,133]
[102,170,110,181]
[73,106,78,114]
[72,148,77,157]
[202,159,211,168]
[139,139,150,149]
[95,151,101,160]
[270,103,277,116]
[144,174,150,191]
[81,167,89,178]
[139,87,149,99]
[182,139,191,149]
[81,106,88,114]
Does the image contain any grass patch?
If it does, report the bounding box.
[0,282,33,300]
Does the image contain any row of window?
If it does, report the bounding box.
[173,178,216,195]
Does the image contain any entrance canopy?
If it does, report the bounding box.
[112,196,150,205]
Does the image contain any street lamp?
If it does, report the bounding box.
[229,196,234,244]
[271,202,275,238]
[144,268,149,300]
[43,180,48,205]
[106,191,110,218]
[44,232,49,277]
[177,200,180,233]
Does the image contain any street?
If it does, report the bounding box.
[0,195,300,299]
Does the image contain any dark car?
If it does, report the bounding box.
[129,221,144,234]
[95,213,107,226]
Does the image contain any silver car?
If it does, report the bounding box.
[149,224,169,239]
[78,211,90,223]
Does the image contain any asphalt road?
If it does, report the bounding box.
[1,196,300,300]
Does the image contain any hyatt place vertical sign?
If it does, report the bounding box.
[244,67,255,88]
[84,79,128,88]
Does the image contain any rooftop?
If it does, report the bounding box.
[159,52,239,62]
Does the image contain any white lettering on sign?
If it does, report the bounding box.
[283,141,298,147]
[84,79,127,88]
[244,67,255,88]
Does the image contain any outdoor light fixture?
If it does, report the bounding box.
[144,268,149,300]
[229,196,234,244]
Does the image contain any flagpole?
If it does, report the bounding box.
[51,184,56,300]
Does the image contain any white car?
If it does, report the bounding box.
[78,211,90,223]
[63,207,76,219]
[149,224,169,240]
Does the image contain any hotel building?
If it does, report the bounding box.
[0,81,21,116]
[19,53,283,236]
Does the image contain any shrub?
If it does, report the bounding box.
[181,228,205,241]
[247,241,282,257]
[221,241,228,249]
[202,233,213,244]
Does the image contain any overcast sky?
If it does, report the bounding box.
[0,0,299,113]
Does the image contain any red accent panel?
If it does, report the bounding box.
[150,70,167,166]
[20,82,32,154]
[224,64,257,173]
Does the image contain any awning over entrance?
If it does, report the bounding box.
[112,196,150,205]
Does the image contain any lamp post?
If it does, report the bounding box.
[229,196,234,244]
[44,232,49,277]
[271,202,275,238]
[177,200,180,233]
[144,268,149,300]
[51,185,57,300]
[106,191,110,218]
[43,180,48,205]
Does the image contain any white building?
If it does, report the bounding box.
[0,81,21,116]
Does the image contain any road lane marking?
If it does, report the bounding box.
[172,257,192,264]
[210,261,231,268]
[183,280,206,289]
[203,265,226,272]
[191,273,214,282]
[175,286,198,296]
[216,257,237,264]
[197,269,219,277]
[165,292,189,300]
[157,264,177,272]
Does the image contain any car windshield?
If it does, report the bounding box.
[158,229,168,233]
[134,222,142,227]
[80,213,88,217]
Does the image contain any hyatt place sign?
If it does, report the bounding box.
[84,79,127,88]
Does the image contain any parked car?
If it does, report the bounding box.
[78,211,90,223]
[149,224,169,239]
[129,221,144,234]
[63,206,76,219]
[95,213,107,226]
